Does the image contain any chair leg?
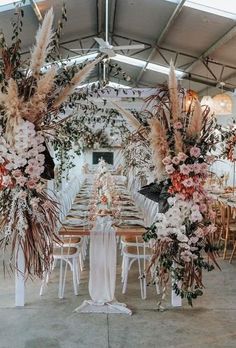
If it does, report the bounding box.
[122,256,129,294]
[223,227,229,259]
[79,252,84,271]
[229,241,236,263]
[72,259,78,295]
[75,258,81,285]
[121,255,126,283]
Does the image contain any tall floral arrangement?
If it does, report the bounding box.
[89,159,120,220]
[143,64,220,306]
[0,7,102,277]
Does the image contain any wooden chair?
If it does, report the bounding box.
[220,203,236,259]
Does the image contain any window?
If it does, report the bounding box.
[92,152,114,165]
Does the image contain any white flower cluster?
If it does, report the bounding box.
[154,198,208,262]
[0,119,45,189]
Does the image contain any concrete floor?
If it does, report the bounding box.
[0,250,235,348]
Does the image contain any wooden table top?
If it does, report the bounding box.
[59,225,145,237]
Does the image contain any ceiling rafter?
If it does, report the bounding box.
[96,0,104,35]
[108,0,117,82]
[135,0,187,85]
[109,0,117,43]
[183,24,236,75]
[29,0,42,22]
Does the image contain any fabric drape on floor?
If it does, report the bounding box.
[89,216,116,303]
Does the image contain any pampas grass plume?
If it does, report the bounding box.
[30,8,54,78]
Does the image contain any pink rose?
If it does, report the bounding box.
[165,164,175,174]
[183,178,194,187]
[27,179,37,189]
[180,164,190,175]
[193,176,201,185]
[12,169,22,178]
[192,163,201,174]
[162,156,172,165]
[172,156,180,165]
[174,122,183,129]
[178,152,188,162]
[190,146,201,158]
[201,163,208,173]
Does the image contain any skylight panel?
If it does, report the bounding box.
[112,54,184,78]
[185,0,236,20]
[0,1,20,5]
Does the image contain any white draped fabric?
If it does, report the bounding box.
[89,216,116,303]
[75,215,132,314]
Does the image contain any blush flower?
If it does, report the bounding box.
[27,179,38,189]
[178,152,188,162]
[192,163,201,174]
[174,121,183,129]
[12,169,22,178]
[201,162,208,173]
[190,146,201,158]
[190,210,203,222]
[162,156,172,165]
[183,178,194,187]
[180,164,190,175]
[165,164,175,174]
[172,156,180,165]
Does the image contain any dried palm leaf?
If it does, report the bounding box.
[112,101,149,138]
[0,191,60,278]
[53,56,102,109]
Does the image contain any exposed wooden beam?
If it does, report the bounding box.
[135,0,186,85]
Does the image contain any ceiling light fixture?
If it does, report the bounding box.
[212,82,233,115]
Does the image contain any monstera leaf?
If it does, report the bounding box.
[138,179,171,213]
[41,143,55,180]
